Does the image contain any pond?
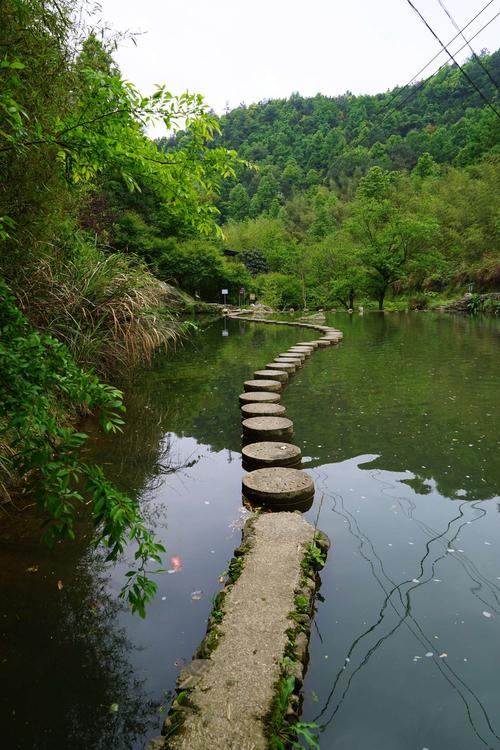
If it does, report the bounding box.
[1,312,499,750]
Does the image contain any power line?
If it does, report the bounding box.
[379,0,496,115]
[381,11,500,121]
[404,0,500,118]
[436,0,500,90]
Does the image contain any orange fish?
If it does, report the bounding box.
[170,556,183,572]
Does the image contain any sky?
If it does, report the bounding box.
[96,0,499,127]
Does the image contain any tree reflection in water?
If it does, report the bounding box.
[0,518,159,750]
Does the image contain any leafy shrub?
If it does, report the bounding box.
[256,272,303,309]
[0,278,164,615]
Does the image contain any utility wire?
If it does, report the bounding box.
[404,0,500,118]
[380,11,500,121]
[436,0,500,90]
[379,0,496,115]
[384,0,495,109]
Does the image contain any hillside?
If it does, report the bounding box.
[160,49,500,218]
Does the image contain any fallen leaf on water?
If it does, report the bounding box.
[311,690,319,703]
[109,703,119,714]
[26,566,38,573]
[57,580,64,590]
[191,590,203,601]
[439,653,448,658]
[482,611,492,618]
[174,658,186,668]
[425,652,433,658]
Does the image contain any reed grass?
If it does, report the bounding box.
[17,239,182,377]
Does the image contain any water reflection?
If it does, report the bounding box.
[2,312,499,750]
[302,457,500,749]
[0,522,158,750]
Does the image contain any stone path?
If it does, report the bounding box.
[165,513,316,750]
[148,313,342,750]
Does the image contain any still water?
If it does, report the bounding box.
[1,313,499,750]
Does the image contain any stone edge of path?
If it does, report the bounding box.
[227,312,343,337]
[147,513,330,750]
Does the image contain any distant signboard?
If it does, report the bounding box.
[239,287,245,294]
[221,288,228,296]
[249,293,256,301]
[222,330,229,337]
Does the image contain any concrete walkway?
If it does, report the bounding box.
[165,513,316,750]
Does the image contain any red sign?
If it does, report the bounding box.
[239,287,245,294]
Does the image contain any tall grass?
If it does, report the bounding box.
[16,238,182,377]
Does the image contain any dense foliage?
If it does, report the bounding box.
[209,49,500,211]
[0,0,239,612]
[157,50,499,309]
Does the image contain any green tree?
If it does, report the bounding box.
[227,183,251,221]
[347,168,438,308]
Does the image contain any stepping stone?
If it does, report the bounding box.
[316,339,332,347]
[242,441,302,470]
[241,402,286,419]
[277,352,304,362]
[239,391,280,405]
[242,416,293,442]
[296,341,319,349]
[265,361,295,374]
[244,379,281,393]
[242,467,314,510]
[254,369,288,384]
[274,357,302,368]
[288,347,312,358]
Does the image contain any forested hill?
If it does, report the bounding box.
[159,49,500,217]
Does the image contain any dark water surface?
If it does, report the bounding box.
[1,313,499,750]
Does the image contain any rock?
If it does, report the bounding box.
[265,361,296,374]
[144,736,165,750]
[242,416,294,443]
[294,631,309,663]
[242,441,302,470]
[242,467,314,509]
[177,659,211,690]
[254,369,288,384]
[239,391,281,405]
[241,402,286,419]
[243,379,282,393]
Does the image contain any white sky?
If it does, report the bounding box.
[97,0,499,127]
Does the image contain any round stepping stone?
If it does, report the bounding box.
[284,352,306,362]
[254,369,288,384]
[316,339,332,347]
[242,441,302,470]
[242,467,314,510]
[242,416,293,442]
[239,391,280,405]
[265,361,295,374]
[275,357,301,368]
[289,347,312,357]
[296,341,319,349]
[241,402,286,419]
[277,352,304,362]
[244,379,281,393]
